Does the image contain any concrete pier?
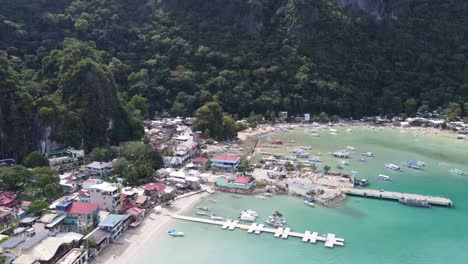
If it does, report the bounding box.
[341,187,453,207]
[172,215,344,248]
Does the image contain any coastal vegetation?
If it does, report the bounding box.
[1,0,468,160]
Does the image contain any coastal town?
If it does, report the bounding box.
[0,114,465,263]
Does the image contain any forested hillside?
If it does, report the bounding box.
[1,0,467,158]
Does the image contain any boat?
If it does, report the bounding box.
[456,135,465,140]
[416,161,426,167]
[358,179,369,186]
[256,195,266,199]
[231,195,242,198]
[340,160,350,166]
[310,133,320,137]
[358,158,367,162]
[398,198,431,208]
[210,215,224,221]
[330,132,338,135]
[168,229,184,237]
[362,152,375,157]
[346,146,356,151]
[265,218,283,228]
[303,199,315,207]
[377,174,392,181]
[207,199,217,203]
[402,160,424,170]
[196,206,210,211]
[385,163,402,171]
[263,193,273,197]
[196,211,208,216]
[309,157,321,162]
[329,129,338,133]
[239,213,256,222]
[240,210,258,217]
[449,168,465,175]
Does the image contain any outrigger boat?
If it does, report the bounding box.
[168,229,184,237]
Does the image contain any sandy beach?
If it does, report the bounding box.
[94,191,211,264]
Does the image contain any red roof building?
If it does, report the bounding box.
[233,176,252,184]
[211,155,240,169]
[0,191,17,208]
[67,202,99,215]
[144,183,166,192]
[193,157,209,164]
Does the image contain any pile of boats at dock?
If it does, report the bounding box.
[195,206,224,221]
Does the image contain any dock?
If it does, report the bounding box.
[341,187,453,207]
[171,215,344,248]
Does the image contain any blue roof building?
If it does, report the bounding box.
[98,214,126,242]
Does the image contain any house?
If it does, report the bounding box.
[155,168,169,178]
[174,141,198,162]
[60,171,89,194]
[88,181,121,213]
[47,148,84,173]
[62,202,99,232]
[85,162,113,177]
[0,206,14,225]
[56,248,88,264]
[193,157,208,166]
[0,159,16,168]
[216,176,256,190]
[18,216,39,228]
[78,190,90,203]
[0,191,17,208]
[98,214,126,242]
[210,155,240,170]
[38,213,66,234]
[143,183,166,201]
[185,177,201,189]
[83,227,109,258]
[135,196,152,209]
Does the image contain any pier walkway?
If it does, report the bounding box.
[171,215,344,248]
[341,188,453,207]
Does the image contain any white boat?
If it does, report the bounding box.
[256,195,266,199]
[168,229,184,237]
[241,210,258,217]
[416,161,426,167]
[210,215,224,221]
[329,129,338,133]
[263,193,273,197]
[330,132,338,135]
[346,146,356,151]
[303,200,315,207]
[385,163,401,171]
[449,169,465,175]
[309,157,321,162]
[347,128,352,132]
[456,135,465,140]
[207,199,217,203]
[310,133,320,137]
[362,152,375,157]
[196,206,210,211]
[196,211,208,216]
[239,213,256,222]
[377,174,392,181]
[340,160,350,166]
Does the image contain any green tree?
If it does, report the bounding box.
[87,147,115,162]
[0,165,33,192]
[22,151,49,168]
[318,112,328,123]
[323,165,331,173]
[404,98,418,116]
[32,167,62,201]
[161,192,176,204]
[28,200,49,215]
[284,161,294,171]
[122,162,154,186]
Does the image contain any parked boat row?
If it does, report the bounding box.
[265,211,286,228]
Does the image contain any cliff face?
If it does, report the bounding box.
[332,0,399,19]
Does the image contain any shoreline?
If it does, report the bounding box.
[94,191,212,264]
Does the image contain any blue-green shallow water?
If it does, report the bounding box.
[134,127,468,264]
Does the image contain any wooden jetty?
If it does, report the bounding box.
[171,215,344,248]
[341,187,453,207]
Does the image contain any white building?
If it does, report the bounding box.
[88,182,121,213]
[85,162,113,177]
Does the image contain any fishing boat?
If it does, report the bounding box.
[210,215,224,221]
[239,213,256,222]
[456,135,465,140]
[231,195,242,198]
[207,199,217,203]
[256,195,266,200]
[241,210,258,217]
[196,206,210,211]
[358,179,369,186]
[265,218,283,228]
[310,133,320,137]
[263,193,273,197]
[329,129,338,133]
[346,146,356,151]
[168,229,184,237]
[309,157,321,162]
[449,168,465,175]
[402,160,424,170]
[416,161,426,167]
[385,163,402,171]
[362,152,375,157]
[340,160,350,166]
[196,211,209,216]
[398,198,431,208]
[303,199,315,207]
[377,174,392,181]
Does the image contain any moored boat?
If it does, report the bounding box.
[210,215,224,221]
[398,198,431,208]
[196,211,208,216]
[358,179,369,186]
[303,199,315,207]
[196,206,210,211]
[385,163,402,171]
[449,168,465,175]
[232,195,242,198]
[256,195,266,199]
[402,160,424,170]
[168,229,184,237]
[362,152,375,157]
[377,174,392,181]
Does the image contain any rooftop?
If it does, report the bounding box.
[67,202,99,215]
[99,214,125,228]
[193,157,209,164]
[144,183,166,192]
[211,155,240,162]
[233,176,252,184]
[85,161,113,170]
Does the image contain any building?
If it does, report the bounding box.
[60,171,89,194]
[85,161,113,177]
[38,213,66,234]
[143,183,166,201]
[82,228,109,257]
[0,159,16,168]
[0,206,14,225]
[47,148,84,173]
[98,214,126,242]
[56,248,88,264]
[0,191,17,208]
[88,182,121,213]
[62,202,100,232]
[210,155,240,170]
[18,232,83,263]
[216,176,256,190]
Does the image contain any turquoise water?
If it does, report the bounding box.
[134,127,468,264]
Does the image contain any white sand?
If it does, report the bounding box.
[95,191,211,264]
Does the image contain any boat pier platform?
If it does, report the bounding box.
[340,187,453,207]
[171,215,344,248]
